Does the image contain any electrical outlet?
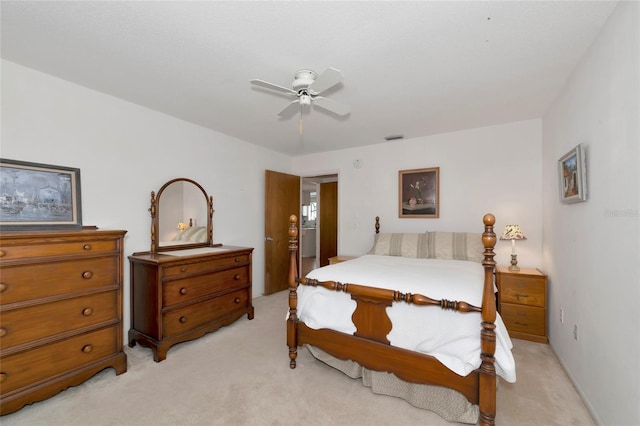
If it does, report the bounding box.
[573,325,578,340]
[560,308,564,323]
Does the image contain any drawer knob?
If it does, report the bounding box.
[234,297,241,304]
[179,316,187,324]
[180,267,187,273]
[235,257,240,262]
[0,250,5,257]
[82,307,94,316]
[179,287,188,295]
[0,373,6,383]
[82,271,93,279]
[83,244,92,251]
[0,327,7,337]
[234,274,240,280]
[0,283,7,293]
[82,344,93,353]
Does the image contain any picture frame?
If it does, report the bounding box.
[558,144,587,204]
[0,159,83,231]
[399,167,439,218]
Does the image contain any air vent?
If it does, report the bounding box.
[384,135,404,141]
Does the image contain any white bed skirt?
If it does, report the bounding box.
[307,345,479,424]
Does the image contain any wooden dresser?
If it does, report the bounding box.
[128,246,254,362]
[496,266,548,343]
[0,228,128,415]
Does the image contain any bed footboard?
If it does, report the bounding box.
[286,214,497,425]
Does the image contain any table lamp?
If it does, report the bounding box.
[500,225,526,272]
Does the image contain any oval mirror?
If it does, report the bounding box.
[150,178,214,253]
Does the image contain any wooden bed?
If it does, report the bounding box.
[286,213,500,425]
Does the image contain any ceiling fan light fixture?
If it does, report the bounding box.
[299,94,312,107]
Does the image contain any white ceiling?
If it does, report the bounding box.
[1,1,618,156]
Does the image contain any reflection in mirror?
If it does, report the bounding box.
[150,178,214,253]
[158,182,208,246]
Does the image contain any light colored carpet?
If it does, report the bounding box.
[2,290,595,425]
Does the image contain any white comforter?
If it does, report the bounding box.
[298,255,516,383]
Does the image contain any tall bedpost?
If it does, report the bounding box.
[479,213,497,425]
[287,215,300,369]
[375,216,380,234]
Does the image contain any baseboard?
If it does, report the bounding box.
[549,342,603,426]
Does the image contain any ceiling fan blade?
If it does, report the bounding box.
[278,100,301,118]
[313,96,351,117]
[308,67,344,95]
[250,79,296,95]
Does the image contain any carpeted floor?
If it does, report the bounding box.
[2,290,595,425]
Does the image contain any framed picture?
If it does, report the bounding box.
[0,159,82,231]
[558,144,587,204]
[399,167,439,218]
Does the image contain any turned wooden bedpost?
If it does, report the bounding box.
[479,213,497,425]
[287,215,300,368]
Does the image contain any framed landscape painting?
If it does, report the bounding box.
[558,144,587,204]
[399,167,439,218]
[0,159,83,231]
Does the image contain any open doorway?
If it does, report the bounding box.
[301,174,338,276]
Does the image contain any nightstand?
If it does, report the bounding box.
[328,255,357,265]
[496,266,548,343]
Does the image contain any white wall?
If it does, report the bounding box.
[542,2,639,425]
[1,60,292,335]
[293,119,543,269]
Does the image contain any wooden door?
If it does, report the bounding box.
[264,170,300,295]
[319,181,338,267]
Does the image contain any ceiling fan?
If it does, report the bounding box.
[250,68,351,119]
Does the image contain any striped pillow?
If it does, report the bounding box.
[425,232,483,263]
[368,233,430,258]
[368,231,483,262]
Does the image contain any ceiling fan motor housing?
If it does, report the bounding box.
[292,69,317,91]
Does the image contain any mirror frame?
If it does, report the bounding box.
[150,177,215,253]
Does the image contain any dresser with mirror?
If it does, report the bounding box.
[128,178,254,362]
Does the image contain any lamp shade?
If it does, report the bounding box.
[500,225,526,240]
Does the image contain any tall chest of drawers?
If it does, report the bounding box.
[0,229,128,415]
[128,246,254,362]
[496,266,548,343]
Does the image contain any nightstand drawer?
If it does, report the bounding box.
[501,303,545,336]
[499,275,545,307]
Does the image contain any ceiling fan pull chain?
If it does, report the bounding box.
[299,108,303,136]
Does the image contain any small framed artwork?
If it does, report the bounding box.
[0,159,83,231]
[558,144,587,204]
[399,167,439,218]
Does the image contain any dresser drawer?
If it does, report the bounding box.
[0,291,117,349]
[0,325,119,394]
[500,303,545,336]
[162,288,249,337]
[163,266,249,307]
[162,253,250,278]
[0,239,118,262]
[499,275,545,307]
[0,257,118,304]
